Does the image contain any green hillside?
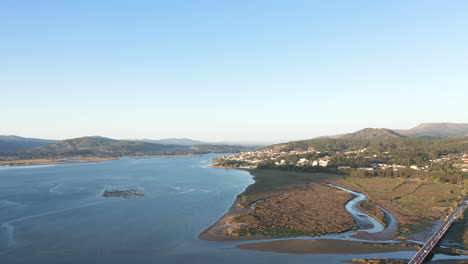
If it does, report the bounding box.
[0,136,57,153]
[12,136,256,157]
[265,137,467,158]
[20,136,184,156]
[340,128,405,140]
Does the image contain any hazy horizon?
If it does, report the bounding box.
[2,1,467,141]
[2,122,467,143]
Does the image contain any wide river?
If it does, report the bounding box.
[0,155,465,263]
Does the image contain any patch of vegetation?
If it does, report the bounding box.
[225,176,357,238]
[333,177,461,231]
[1,136,256,160]
[359,201,387,227]
[253,137,468,185]
[350,258,407,264]
[238,170,342,206]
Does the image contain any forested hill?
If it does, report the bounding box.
[2,136,256,157]
[265,137,467,157]
[21,136,186,156]
[257,137,468,169]
[340,128,406,140]
[133,138,207,146]
[0,136,57,152]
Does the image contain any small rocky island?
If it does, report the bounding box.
[102,188,145,198]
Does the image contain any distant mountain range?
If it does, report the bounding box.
[261,124,467,155]
[21,136,182,156]
[131,138,276,147]
[321,123,468,140]
[395,123,468,139]
[1,123,466,155]
[339,128,405,140]
[210,140,285,147]
[0,136,57,152]
[131,138,207,146]
[0,136,255,156]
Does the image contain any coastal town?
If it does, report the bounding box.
[213,143,468,173]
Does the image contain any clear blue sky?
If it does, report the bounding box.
[1,0,467,142]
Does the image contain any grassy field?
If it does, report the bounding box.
[238,169,342,207]
[207,169,465,240]
[227,183,355,237]
[358,200,387,227]
[223,170,355,237]
[330,176,463,229]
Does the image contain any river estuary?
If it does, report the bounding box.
[0,154,466,263]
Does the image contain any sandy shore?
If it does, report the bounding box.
[207,165,250,170]
[198,198,270,241]
[237,239,418,255]
[199,182,359,241]
[0,157,118,167]
[0,154,202,167]
[199,169,397,242]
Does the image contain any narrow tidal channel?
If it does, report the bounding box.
[327,183,385,234]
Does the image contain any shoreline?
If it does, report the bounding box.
[0,154,204,168]
[210,166,460,241]
[236,239,419,255]
[199,170,382,242]
[198,168,421,256]
[0,157,118,167]
[129,154,202,159]
[206,164,250,170]
[199,167,462,256]
[198,198,271,242]
[236,238,468,256]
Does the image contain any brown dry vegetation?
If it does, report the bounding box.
[464,229,468,245]
[351,258,407,264]
[330,176,462,232]
[226,182,356,237]
[236,170,342,208]
[204,169,464,241]
[359,200,387,227]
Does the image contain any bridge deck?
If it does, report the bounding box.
[407,198,468,264]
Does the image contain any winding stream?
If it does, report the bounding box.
[327,183,400,241]
[235,183,400,245]
[232,181,468,263]
[243,183,393,242]
[327,183,386,234]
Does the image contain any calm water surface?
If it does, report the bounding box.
[0,155,463,263]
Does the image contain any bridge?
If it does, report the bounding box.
[407,197,468,264]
